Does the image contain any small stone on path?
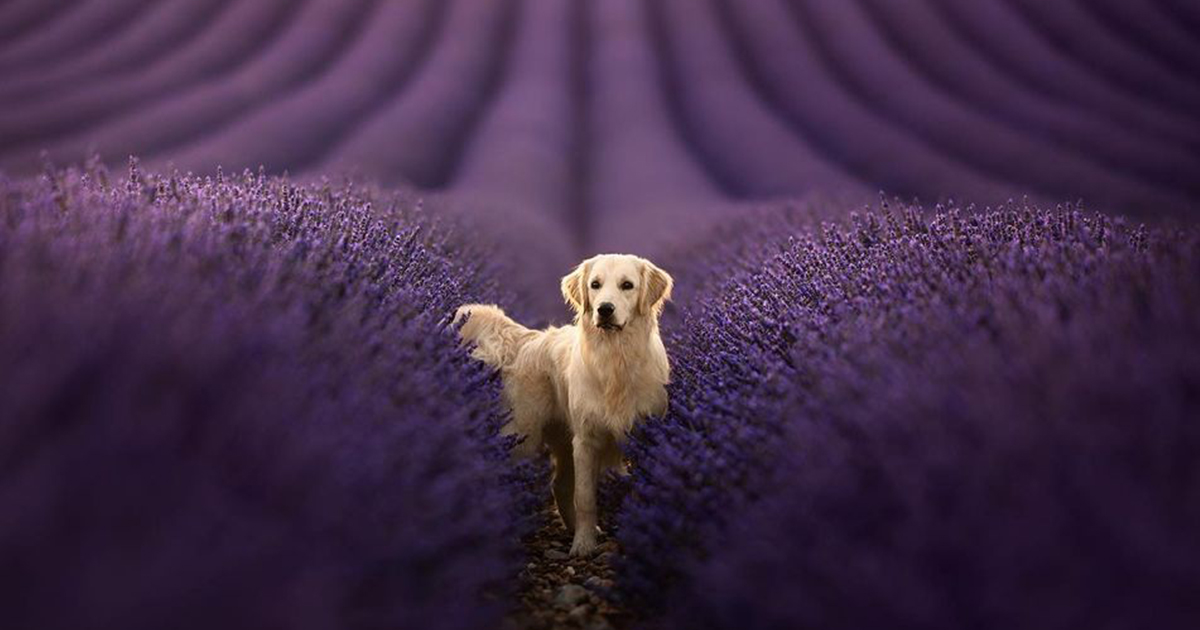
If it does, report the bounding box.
[584,576,611,590]
[555,584,589,608]
[586,619,616,630]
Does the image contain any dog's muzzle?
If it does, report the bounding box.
[596,302,622,331]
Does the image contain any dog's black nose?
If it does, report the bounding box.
[597,302,615,318]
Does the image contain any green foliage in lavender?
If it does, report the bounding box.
[618,201,1200,628]
[0,160,539,630]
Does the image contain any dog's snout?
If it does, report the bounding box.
[597,302,615,318]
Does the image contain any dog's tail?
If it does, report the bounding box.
[453,304,538,369]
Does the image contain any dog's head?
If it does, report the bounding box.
[561,254,673,332]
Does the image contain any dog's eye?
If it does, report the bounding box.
[590,280,601,290]
[620,281,634,291]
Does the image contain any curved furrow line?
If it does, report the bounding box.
[929,0,1200,151]
[445,0,581,313]
[1156,0,1200,36]
[1004,0,1200,120]
[1081,0,1200,82]
[648,0,868,201]
[585,0,728,255]
[0,0,153,75]
[109,0,378,160]
[567,0,590,245]
[3,0,377,173]
[719,0,1020,207]
[640,0,734,199]
[158,0,442,178]
[0,0,302,167]
[0,0,235,105]
[858,0,1200,197]
[317,0,519,190]
[449,0,579,249]
[0,0,79,45]
[792,0,1193,216]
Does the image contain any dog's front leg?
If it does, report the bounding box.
[569,430,601,556]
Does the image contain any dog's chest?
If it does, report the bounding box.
[569,352,666,434]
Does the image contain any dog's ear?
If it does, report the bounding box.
[639,259,674,315]
[561,259,590,314]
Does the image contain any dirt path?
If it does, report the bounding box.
[505,502,630,630]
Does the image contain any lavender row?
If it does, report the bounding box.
[0,161,539,630]
[617,200,1200,628]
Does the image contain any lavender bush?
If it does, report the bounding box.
[617,201,1200,629]
[0,161,539,630]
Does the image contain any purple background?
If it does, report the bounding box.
[2,0,1198,267]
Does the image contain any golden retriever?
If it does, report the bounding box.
[454,254,673,556]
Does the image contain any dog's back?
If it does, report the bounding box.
[453,304,540,368]
[455,304,574,457]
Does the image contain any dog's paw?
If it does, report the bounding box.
[570,530,598,557]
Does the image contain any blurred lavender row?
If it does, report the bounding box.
[0,161,541,630]
[2,0,1199,244]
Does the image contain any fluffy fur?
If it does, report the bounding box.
[455,254,673,556]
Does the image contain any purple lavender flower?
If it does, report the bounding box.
[0,162,540,630]
[619,200,1200,629]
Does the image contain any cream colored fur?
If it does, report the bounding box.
[455,254,673,556]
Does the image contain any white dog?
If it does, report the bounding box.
[454,254,673,556]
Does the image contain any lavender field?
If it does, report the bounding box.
[2,1,1199,629]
